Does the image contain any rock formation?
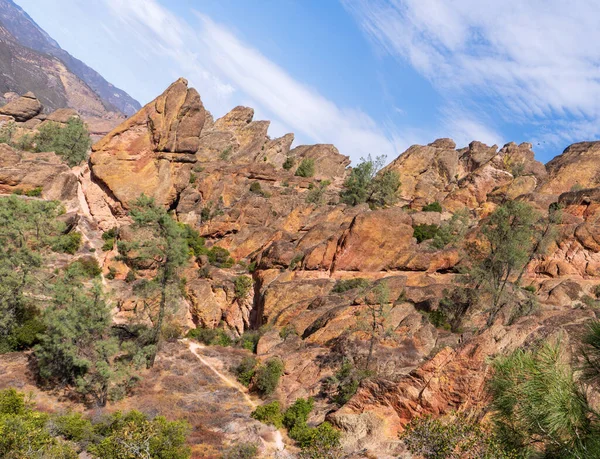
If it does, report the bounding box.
[6,78,600,457]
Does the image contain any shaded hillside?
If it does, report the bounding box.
[0,0,140,116]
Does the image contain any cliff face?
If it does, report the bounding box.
[5,79,600,456]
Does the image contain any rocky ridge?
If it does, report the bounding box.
[4,79,600,457]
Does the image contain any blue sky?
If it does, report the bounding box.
[15,0,600,164]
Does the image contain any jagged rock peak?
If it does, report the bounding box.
[90,78,352,208]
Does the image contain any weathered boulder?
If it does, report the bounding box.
[0,143,77,202]
[0,91,42,121]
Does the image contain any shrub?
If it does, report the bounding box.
[254,358,284,396]
[186,327,232,347]
[7,317,45,350]
[101,227,118,251]
[24,187,43,197]
[431,209,470,249]
[207,246,234,268]
[339,155,400,209]
[87,411,191,459]
[125,270,136,283]
[325,361,370,407]
[106,267,117,280]
[251,401,283,428]
[401,414,513,459]
[279,324,298,340]
[237,331,261,353]
[422,201,442,212]
[249,181,263,195]
[34,118,91,166]
[234,356,258,387]
[523,285,536,293]
[413,224,440,243]
[161,322,183,341]
[223,442,259,459]
[220,146,232,160]
[69,257,102,278]
[423,309,451,331]
[594,284,600,299]
[52,412,94,443]
[234,275,253,299]
[289,253,304,270]
[331,278,370,294]
[295,158,315,178]
[283,398,314,431]
[306,180,330,205]
[189,173,197,185]
[50,231,82,254]
[283,156,295,171]
[0,388,27,415]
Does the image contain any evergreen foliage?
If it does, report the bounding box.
[339,155,400,208]
[295,158,315,178]
[34,118,92,166]
[118,195,190,367]
[254,358,284,396]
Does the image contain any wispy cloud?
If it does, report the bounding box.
[344,0,600,156]
[103,0,399,162]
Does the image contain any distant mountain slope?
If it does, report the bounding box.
[0,0,141,116]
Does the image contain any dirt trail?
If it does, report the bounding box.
[183,339,286,452]
[185,339,257,408]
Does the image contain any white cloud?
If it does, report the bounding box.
[102,0,399,163]
[344,0,600,153]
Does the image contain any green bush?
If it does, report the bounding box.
[125,270,136,283]
[289,253,304,270]
[523,285,536,293]
[34,118,91,167]
[339,155,400,209]
[24,187,43,197]
[283,156,295,171]
[234,356,258,387]
[6,317,45,350]
[50,231,82,254]
[220,146,233,160]
[306,180,330,205]
[69,257,102,278]
[234,275,253,299]
[0,389,191,458]
[413,224,440,243]
[331,278,370,294]
[255,358,284,396]
[401,414,513,459]
[422,201,442,212]
[207,246,234,268]
[423,309,451,331]
[251,401,283,428]
[283,398,314,431]
[594,284,600,299]
[249,181,264,195]
[52,412,95,443]
[237,331,261,353]
[101,227,118,251]
[87,410,190,459]
[186,327,232,347]
[279,324,298,340]
[295,158,315,178]
[431,209,470,249]
[0,388,27,415]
